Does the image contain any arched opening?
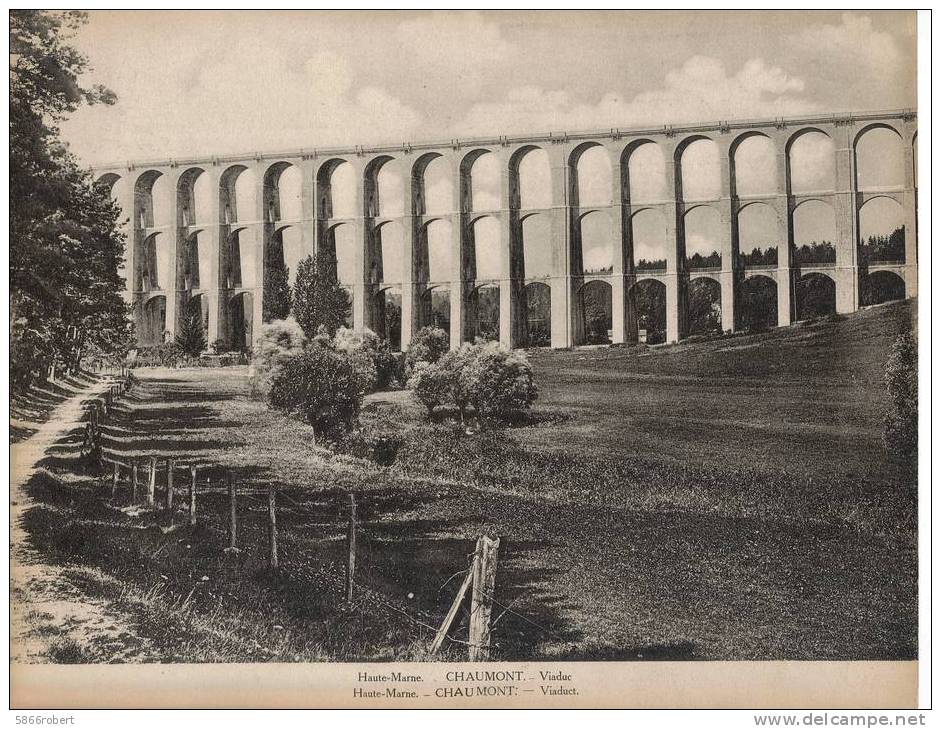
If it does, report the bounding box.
[521,214,552,279]
[377,221,406,286]
[141,295,167,346]
[177,167,205,228]
[469,284,499,342]
[419,286,451,338]
[738,275,778,332]
[182,231,202,291]
[263,225,292,322]
[792,200,837,265]
[859,197,905,264]
[738,203,779,267]
[732,134,776,197]
[683,206,722,270]
[375,287,402,350]
[139,232,165,291]
[523,281,551,347]
[626,141,666,203]
[687,278,722,336]
[317,159,357,288]
[225,228,251,289]
[787,129,835,194]
[855,126,905,191]
[420,218,452,285]
[796,272,836,319]
[262,163,301,322]
[227,292,254,352]
[678,138,720,201]
[632,279,666,344]
[864,271,906,306]
[574,144,612,208]
[631,208,667,271]
[421,155,453,217]
[578,210,613,275]
[466,151,500,213]
[577,280,612,345]
[514,147,551,211]
[470,216,501,281]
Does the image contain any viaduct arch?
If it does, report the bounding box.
[94,109,917,351]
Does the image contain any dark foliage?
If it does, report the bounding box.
[11,11,131,389]
[292,251,352,338]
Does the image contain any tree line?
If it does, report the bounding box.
[11,11,133,389]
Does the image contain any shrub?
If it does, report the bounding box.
[407,361,452,416]
[332,327,379,393]
[268,345,364,443]
[402,326,449,379]
[251,318,307,398]
[464,341,538,419]
[407,340,538,424]
[883,332,917,463]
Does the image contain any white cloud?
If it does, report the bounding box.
[452,56,815,139]
[789,13,913,111]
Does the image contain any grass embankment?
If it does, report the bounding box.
[18,301,917,662]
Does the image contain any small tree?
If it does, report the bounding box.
[407,361,451,416]
[175,306,206,359]
[268,345,364,443]
[403,326,449,379]
[263,259,292,322]
[292,250,352,338]
[884,332,917,464]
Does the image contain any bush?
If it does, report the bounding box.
[332,327,379,393]
[407,361,453,416]
[402,326,449,380]
[883,332,917,463]
[251,318,307,398]
[465,341,539,419]
[407,340,538,424]
[268,345,364,443]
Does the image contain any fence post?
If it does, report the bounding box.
[165,459,175,519]
[346,492,357,602]
[111,462,120,503]
[227,472,237,550]
[147,456,156,508]
[131,460,139,504]
[468,535,500,661]
[188,465,197,526]
[268,485,279,569]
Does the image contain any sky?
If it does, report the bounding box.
[61,10,916,283]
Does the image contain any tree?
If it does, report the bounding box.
[175,304,206,359]
[11,11,130,387]
[263,242,291,322]
[292,250,352,338]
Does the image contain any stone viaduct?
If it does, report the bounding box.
[93,108,917,351]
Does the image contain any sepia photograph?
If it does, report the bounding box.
[8,9,924,711]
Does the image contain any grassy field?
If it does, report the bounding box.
[18,300,917,663]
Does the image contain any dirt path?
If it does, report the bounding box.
[10,379,155,663]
